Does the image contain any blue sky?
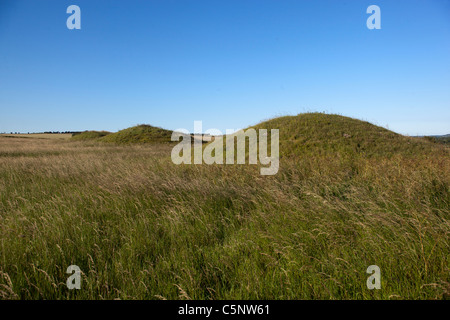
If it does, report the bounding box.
[0,0,449,135]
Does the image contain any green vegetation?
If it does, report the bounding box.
[424,135,450,146]
[250,113,442,158]
[100,124,173,144]
[437,135,450,145]
[0,113,448,300]
[71,131,111,141]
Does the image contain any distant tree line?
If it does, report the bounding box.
[42,131,80,134]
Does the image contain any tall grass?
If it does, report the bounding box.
[0,134,448,300]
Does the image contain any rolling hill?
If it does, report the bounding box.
[244,113,446,158]
[70,114,447,160]
[71,130,111,141]
[99,124,173,144]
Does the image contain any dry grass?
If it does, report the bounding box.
[0,134,72,140]
[0,134,448,300]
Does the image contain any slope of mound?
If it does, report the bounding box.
[71,131,111,141]
[100,124,173,144]
[243,113,446,158]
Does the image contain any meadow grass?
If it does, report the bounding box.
[0,134,72,140]
[0,116,448,300]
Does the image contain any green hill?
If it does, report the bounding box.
[71,130,111,141]
[242,113,446,158]
[100,124,173,144]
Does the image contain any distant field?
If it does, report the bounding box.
[0,114,448,300]
[0,133,72,140]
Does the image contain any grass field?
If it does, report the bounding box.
[0,114,448,300]
[0,134,72,140]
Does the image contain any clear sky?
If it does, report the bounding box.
[0,0,449,135]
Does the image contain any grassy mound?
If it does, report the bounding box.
[71,131,111,141]
[244,113,445,158]
[100,124,173,144]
